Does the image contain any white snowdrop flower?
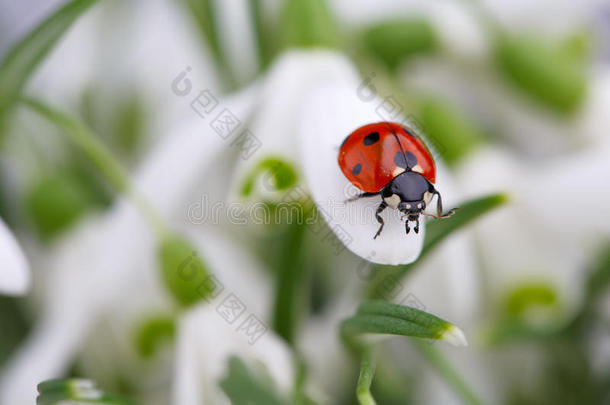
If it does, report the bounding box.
[173,230,293,405]
[299,79,429,265]
[0,217,30,295]
[456,145,610,327]
[224,49,459,265]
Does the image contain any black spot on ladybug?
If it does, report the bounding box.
[402,127,417,138]
[394,151,418,169]
[363,132,380,146]
[352,163,362,176]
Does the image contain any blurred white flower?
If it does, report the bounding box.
[173,230,294,405]
[0,217,30,295]
[457,144,610,327]
[0,75,258,403]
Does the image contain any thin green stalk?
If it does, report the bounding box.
[413,340,485,405]
[21,97,169,239]
[272,219,307,344]
[357,345,377,405]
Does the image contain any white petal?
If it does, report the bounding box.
[0,218,30,295]
[299,80,425,265]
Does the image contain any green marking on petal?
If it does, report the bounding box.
[504,282,559,319]
[134,316,175,358]
[241,157,299,198]
[158,235,214,307]
[25,171,100,239]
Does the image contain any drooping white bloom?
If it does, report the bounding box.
[173,230,294,405]
[0,218,30,295]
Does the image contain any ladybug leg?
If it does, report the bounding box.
[345,191,380,203]
[405,221,410,234]
[373,201,387,239]
[434,191,459,219]
[414,217,420,234]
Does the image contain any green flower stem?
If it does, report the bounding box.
[21,97,170,239]
[413,339,485,405]
[272,219,308,344]
[356,345,378,405]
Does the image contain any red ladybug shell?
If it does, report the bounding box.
[338,122,436,193]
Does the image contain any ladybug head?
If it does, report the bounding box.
[385,171,459,234]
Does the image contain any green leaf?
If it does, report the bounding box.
[36,378,137,405]
[158,235,214,307]
[219,356,288,405]
[341,301,467,347]
[495,34,589,114]
[418,97,482,166]
[134,316,175,358]
[362,19,437,71]
[368,193,508,299]
[280,0,338,49]
[0,0,100,135]
[25,170,100,239]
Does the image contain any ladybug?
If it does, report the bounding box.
[338,122,457,238]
